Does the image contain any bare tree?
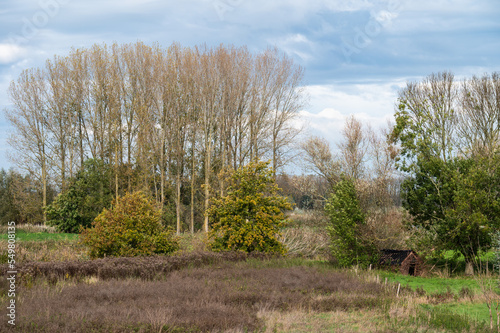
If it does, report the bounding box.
[199,46,221,232]
[267,48,307,175]
[367,122,397,180]
[6,68,50,223]
[458,72,500,157]
[398,71,458,161]
[300,136,340,188]
[45,55,75,191]
[5,41,307,231]
[338,115,367,180]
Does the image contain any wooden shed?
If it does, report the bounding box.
[379,250,424,276]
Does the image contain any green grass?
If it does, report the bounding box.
[376,270,499,330]
[423,303,493,325]
[377,271,491,295]
[412,305,493,332]
[0,229,79,242]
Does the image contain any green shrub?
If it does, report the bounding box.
[207,160,292,254]
[325,177,377,267]
[80,191,179,258]
[46,159,113,233]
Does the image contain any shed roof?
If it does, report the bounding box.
[380,249,416,266]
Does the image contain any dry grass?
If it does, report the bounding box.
[0,224,57,234]
[0,239,89,263]
[1,262,392,332]
[258,308,444,333]
[279,227,329,259]
[0,256,494,332]
[0,251,268,285]
[287,209,329,229]
[283,209,330,260]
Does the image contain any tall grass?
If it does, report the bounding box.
[1,219,498,332]
[279,227,329,259]
[1,261,393,332]
[0,230,78,241]
[0,239,88,264]
[0,224,57,234]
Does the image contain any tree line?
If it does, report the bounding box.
[391,71,500,267]
[299,71,499,268]
[4,41,306,233]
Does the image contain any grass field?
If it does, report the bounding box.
[380,271,487,294]
[0,226,86,263]
[0,226,499,332]
[422,303,493,325]
[377,270,500,330]
[0,252,497,332]
[0,229,79,242]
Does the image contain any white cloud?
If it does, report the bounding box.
[0,43,26,64]
[297,107,391,148]
[269,33,317,62]
[295,80,406,148]
[0,0,499,171]
[304,80,405,116]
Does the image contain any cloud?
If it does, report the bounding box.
[268,33,317,62]
[0,0,499,171]
[294,81,406,148]
[304,81,405,115]
[295,106,393,157]
[0,43,26,64]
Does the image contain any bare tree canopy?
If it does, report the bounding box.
[394,71,500,162]
[4,41,307,232]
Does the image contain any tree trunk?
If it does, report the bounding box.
[204,138,212,233]
[190,136,196,234]
[176,171,181,235]
[465,261,474,276]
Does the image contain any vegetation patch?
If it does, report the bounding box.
[0,251,271,284]
[0,262,391,332]
[0,239,87,263]
[379,271,485,295]
[0,230,78,242]
[207,161,291,254]
[422,303,493,326]
[80,191,179,258]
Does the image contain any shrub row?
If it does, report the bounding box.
[0,251,277,284]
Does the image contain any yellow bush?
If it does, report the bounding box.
[80,191,179,258]
[207,161,291,254]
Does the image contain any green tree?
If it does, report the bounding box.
[80,191,179,258]
[46,159,114,233]
[9,171,52,225]
[391,75,500,263]
[325,177,377,267]
[401,155,500,262]
[0,169,21,225]
[206,160,292,253]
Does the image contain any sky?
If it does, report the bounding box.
[1,0,499,171]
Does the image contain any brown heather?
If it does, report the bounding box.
[0,251,275,284]
[1,262,390,332]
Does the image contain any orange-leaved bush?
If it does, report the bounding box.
[206,160,292,254]
[80,191,179,258]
